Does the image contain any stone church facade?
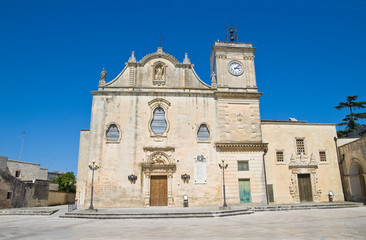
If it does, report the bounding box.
[76,40,344,208]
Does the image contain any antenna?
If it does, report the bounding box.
[19,131,26,161]
[225,24,239,42]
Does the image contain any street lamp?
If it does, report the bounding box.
[88,160,99,210]
[219,160,228,208]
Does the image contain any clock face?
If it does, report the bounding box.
[229,62,243,76]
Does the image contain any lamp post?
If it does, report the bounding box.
[219,160,228,208]
[88,160,99,210]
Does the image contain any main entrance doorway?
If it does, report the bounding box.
[298,174,313,202]
[150,175,168,206]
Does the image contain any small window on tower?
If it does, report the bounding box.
[106,124,120,141]
[7,192,12,200]
[276,151,284,162]
[319,151,327,162]
[15,171,21,178]
[197,124,210,141]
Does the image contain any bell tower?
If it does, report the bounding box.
[210,28,258,91]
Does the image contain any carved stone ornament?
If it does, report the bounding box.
[195,155,206,162]
[289,153,318,168]
[237,113,243,122]
[149,152,168,164]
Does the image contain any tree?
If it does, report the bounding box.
[335,95,366,137]
[53,172,76,193]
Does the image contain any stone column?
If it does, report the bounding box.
[144,173,150,207]
[168,172,174,206]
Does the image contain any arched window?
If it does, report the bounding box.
[197,124,210,141]
[150,107,167,134]
[106,124,120,141]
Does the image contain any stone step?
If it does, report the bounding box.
[249,202,364,212]
[60,209,254,219]
[0,209,59,215]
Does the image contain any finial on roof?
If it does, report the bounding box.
[183,53,191,64]
[128,51,136,63]
[157,47,163,54]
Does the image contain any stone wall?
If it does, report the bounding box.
[7,160,48,181]
[0,169,29,208]
[48,191,76,206]
[339,136,366,201]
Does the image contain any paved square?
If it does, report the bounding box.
[0,207,365,239]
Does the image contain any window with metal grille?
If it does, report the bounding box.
[151,107,167,134]
[197,124,210,141]
[296,138,306,155]
[237,161,249,171]
[276,151,284,162]
[319,151,327,162]
[106,124,120,141]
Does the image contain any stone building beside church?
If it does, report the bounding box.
[76,39,344,208]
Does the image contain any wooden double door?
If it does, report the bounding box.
[150,175,168,206]
[298,174,313,202]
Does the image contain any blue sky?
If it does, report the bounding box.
[0,0,365,174]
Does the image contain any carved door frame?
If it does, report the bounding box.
[289,166,321,203]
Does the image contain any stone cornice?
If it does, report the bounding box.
[261,121,336,126]
[143,147,175,152]
[214,91,263,99]
[215,142,268,152]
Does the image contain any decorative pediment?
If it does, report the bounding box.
[139,47,180,66]
[289,153,318,169]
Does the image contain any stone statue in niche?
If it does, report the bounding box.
[152,63,166,86]
[155,65,164,80]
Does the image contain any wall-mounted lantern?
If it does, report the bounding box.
[128,174,138,184]
[181,173,190,183]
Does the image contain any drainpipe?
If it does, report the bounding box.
[334,137,346,201]
[262,148,269,205]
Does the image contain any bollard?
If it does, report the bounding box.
[183,195,188,207]
[328,190,334,202]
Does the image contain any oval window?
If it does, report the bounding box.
[150,107,167,134]
[106,124,120,141]
[197,124,210,141]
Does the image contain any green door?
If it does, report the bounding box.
[238,179,251,203]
